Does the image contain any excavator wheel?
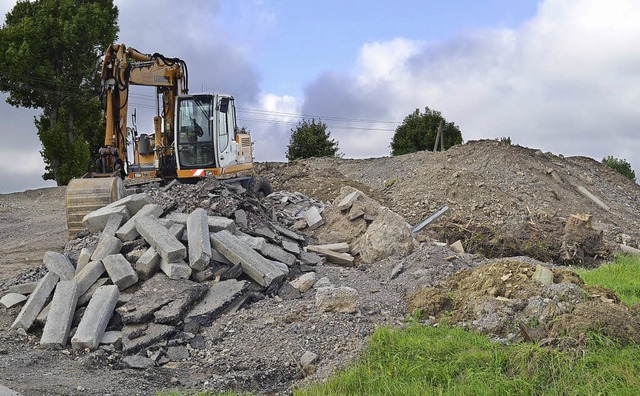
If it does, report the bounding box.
[65,177,126,240]
[247,176,273,200]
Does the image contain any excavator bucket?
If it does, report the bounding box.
[65,177,126,239]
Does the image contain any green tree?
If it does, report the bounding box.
[602,156,636,182]
[390,107,463,156]
[0,0,118,185]
[286,118,340,161]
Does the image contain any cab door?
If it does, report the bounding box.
[216,96,237,168]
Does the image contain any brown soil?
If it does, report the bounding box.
[2,140,640,394]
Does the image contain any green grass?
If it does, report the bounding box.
[575,253,640,307]
[295,325,640,396]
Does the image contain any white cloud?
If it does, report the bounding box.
[298,0,640,173]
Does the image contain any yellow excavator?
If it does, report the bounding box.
[66,44,266,238]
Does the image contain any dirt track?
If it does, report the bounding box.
[1,140,640,395]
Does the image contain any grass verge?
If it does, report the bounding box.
[575,253,640,307]
[295,324,640,396]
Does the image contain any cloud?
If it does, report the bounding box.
[298,0,640,170]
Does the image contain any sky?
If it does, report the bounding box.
[1,0,639,193]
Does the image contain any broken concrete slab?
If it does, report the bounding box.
[577,186,610,211]
[160,258,192,280]
[186,280,250,327]
[100,331,122,345]
[76,248,92,275]
[281,239,301,255]
[168,223,185,240]
[278,283,301,300]
[315,286,359,313]
[305,245,355,266]
[43,251,75,281]
[8,281,38,295]
[187,208,212,271]
[236,232,266,250]
[77,277,109,307]
[91,235,123,261]
[72,285,119,351]
[103,254,139,290]
[259,243,297,267]
[105,193,153,216]
[304,206,324,230]
[102,213,125,237]
[116,203,163,241]
[307,243,350,253]
[134,247,160,280]
[0,293,28,308]
[117,273,208,325]
[73,260,106,296]
[82,205,131,234]
[123,354,155,369]
[290,272,317,293]
[210,230,285,287]
[347,206,365,221]
[250,226,278,241]
[337,190,360,211]
[533,264,554,286]
[271,223,305,242]
[135,216,186,262]
[165,212,236,233]
[122,323,173,355]
[299,250,325,266]
[269,260,290,276]
[40,281,79,348]
[11,271,59,330]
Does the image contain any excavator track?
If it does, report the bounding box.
[65,177,126,239]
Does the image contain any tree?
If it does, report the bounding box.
[390,107,463,156]
[286,119,340,161]
[602,156,636,182]
[0,0,118,185]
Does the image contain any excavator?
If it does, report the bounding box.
[65,44,268,238]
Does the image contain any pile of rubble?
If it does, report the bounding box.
[0,179,417,370]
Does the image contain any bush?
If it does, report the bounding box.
[602,156,636,182]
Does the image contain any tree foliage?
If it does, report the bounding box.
[0,0,118,185]
[390,107,463,156]
[602,156,636,182]
[286,119,340,161]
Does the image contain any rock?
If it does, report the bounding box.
[277,283,301,300]
[358,207,414,263]
[300,350,319,375]
[123,355,155,369]
[533,264,554,286]
[166,346,189,361]
[336,190,360,211]
[304,206,324,230]
[289,272,317,293]
[315,287,359,313]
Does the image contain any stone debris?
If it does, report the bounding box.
[4,178,404,368]
[0,293,28,308]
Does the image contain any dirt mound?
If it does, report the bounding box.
[406,259,640,346]
[261,140,640,266]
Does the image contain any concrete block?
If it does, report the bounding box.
[40,281,79,348]
[307,243,350,253]
[260,243,297,267]
[82,205,131,234]
[306,245,355,266]
[236,233,265,250]
[102,254,139,290]
[165,212,235,233]
[105,192,152,216]
[211,248,233,265]
[281,239,301,255]
[0,293,28,308]
[160,258,192,280]
[73,260,106,296]
[8,281,38,295]
[102,213,125,237]
[135,216,186,262]
[43,251,75,281]
[577,186,610,211]
[116,204,163,241]
[76,248,92,275]
[290,272,317,293]
[337,190,360,211]
[72,285,119,351]
[187,208,212,270]
[187,280,250,326]
[271,223,305,242]
[91,235,123,261]
[299,250,325,266]
[100,331,122,345]
[11,271,59,330]
[168,223,185,240]
[77,277,109,307]
[210,230,285,287]
[269,260,290,276]
[304,206,324,230]
[134,247,160,280]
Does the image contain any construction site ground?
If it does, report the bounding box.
[1,139,640,395]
